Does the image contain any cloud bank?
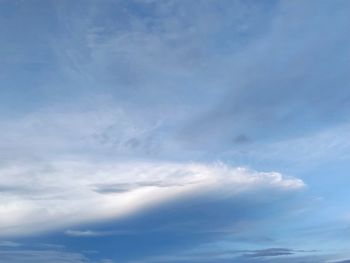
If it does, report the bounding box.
[0,159,303,237]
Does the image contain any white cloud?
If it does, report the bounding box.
[65,229,101,237]
[65,229,117,237]
[0,159,304,237]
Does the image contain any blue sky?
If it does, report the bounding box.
[1,0,350,262]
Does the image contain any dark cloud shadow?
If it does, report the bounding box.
[19,186,304,262]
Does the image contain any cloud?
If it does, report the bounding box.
[92,180,191,194]
[0,250,84,263]
[0,249,106,263]
[1,0,350,156]
[65,230,108,237]
[1,1,349,262]
[3,0,350,164]
[37,0,350,163]
[0,158,303,237]
[0,0,279,158]
[127,247,327,263]
[243,248,294,258]
[65,229,129,237]
[172,0,350,153]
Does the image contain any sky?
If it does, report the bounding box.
[1,0,350,262]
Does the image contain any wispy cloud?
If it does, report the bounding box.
[243,248,295,258]
[0,249,102,263]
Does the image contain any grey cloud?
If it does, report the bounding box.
[133,247,327,263]
[0,184,59,198]
[0,250,88,263]
[92,180,193,194]
[243,248,294,258]
[0,185,27,194]
[0,246,113,263]
[234,134,252,144]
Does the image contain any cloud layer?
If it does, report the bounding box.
[0,159,303,237]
